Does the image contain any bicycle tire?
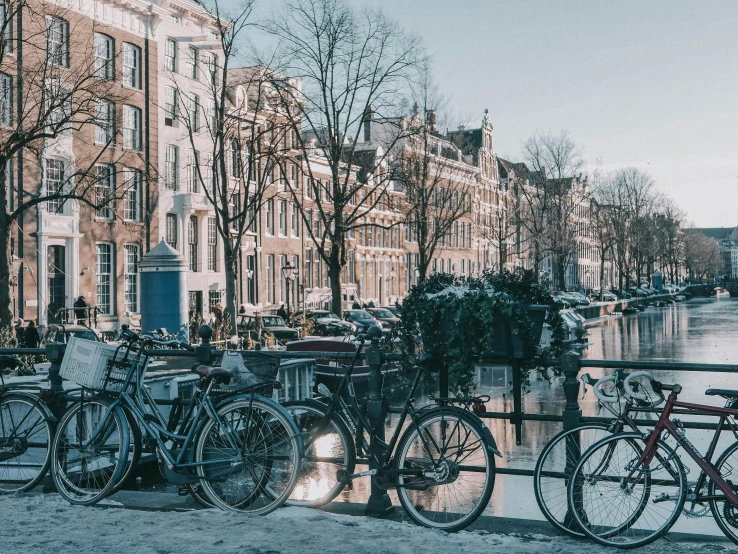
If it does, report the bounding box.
[109,404,142,494]
[195,397,301,514]
[534,423,611,537]
[708,440,738,545]
[395,408,495,532]
[51,396,129,506]
[568,432,686,548]
[283,399,356,508]
[0,393,54,493]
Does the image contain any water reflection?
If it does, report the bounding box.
[340,299,738,529]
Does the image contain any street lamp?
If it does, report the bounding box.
[281,262,299,318]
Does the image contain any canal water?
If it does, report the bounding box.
[341,298,738,533]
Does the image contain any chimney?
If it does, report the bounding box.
[363,105,374,142]
[426,109,436,132]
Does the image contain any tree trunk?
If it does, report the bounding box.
[223,242,237,338]
[0,162,12,328]
[417,251,428,284]
[556,258,566,291]
[599,252,606,302]
[328,256,342,317]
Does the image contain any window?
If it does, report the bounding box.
[122,105,141,150]
[165,145,178,190]
[1,3,13,54]
[96,243,113,315]
[188,216,198,271]
[44,158,65,214]
[95,99,115,145]
[164,87,178,126]
[206,99,215,130]
[208,290,222,315]
[266,254,274,305]
[265,199,274,235]
[203,155,213,193]
[94,164,114,220]
[123,168,141,222]
[230,138,241,178]
[164,38,177,71]
[291,203,299,238]
[0,72,11,126]
[187,150,199,193]
[207,217,217,271]
[46,17,69,67]
[186,46,198,79]
[166,213,178,249]
[94,34,115,80]
[187,94,200,131]
[124,244,140,313]
[204,51,217,85]
[304,249,313,288]
[122,43,141,88]
[278,200,287,236]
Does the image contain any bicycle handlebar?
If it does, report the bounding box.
[623,371,654,401]
[592,374,620,404]
[120,328,194,352]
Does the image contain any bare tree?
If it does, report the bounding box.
[398,62,472,282]
[520,131,586,288]
[262,0,421,312]
[682,228,722,282]
[167,0,296,327]
[0,2,132,326]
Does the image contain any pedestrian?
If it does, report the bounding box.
[352,300,361,309]
[23,320,41,349]
[213,302,223,323]
[74,296,89,324]
[277,303,288,321]
[367,300,375,308]
[14,319,24,347]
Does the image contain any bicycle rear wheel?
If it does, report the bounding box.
[708,440,738,545]
[195,397,301,514]
[284,400,356,508]
[51,397,129,506]
[0,393,53,493]
[568,432,686,548]
[109,405,142,494]
[534,423,611,537]
[395,408,495,532]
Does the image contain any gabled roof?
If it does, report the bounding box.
[695,227,736,241]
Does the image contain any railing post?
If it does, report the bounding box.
[195,324,215,365]
[363,332,394,517]
[439,363,449,401]
[45,342,66,396]
[561,350,582,532]
[511,360,523,445]
[561,351,582,431]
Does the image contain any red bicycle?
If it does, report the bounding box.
[568,373,738,548]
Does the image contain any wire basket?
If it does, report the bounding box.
[213,351,281,397]
[59,337,132,393]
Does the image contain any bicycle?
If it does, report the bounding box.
[0,356,57,493]
[534,369,674,537]
[568,373,738,548]
[50,329,302,514]
[284,325,500,532]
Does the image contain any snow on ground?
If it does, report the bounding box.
[0,494,734,554]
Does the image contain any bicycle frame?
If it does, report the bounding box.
[628,392,738,506]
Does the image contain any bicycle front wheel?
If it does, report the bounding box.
[284,399,356,508]
[195,397,301,514]
[568,432,686,548]
[0,393,53,493]
[534,423,611,537]
[708,440,738,546]
[51,397,129,505]
[395,408,495,532]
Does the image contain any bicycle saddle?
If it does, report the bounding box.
[705,389,738,399]
[191,365,233,383]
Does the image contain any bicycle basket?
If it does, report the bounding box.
[59,337,133,393]
[213,351,281,397]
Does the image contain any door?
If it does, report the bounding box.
[47,245,66,323]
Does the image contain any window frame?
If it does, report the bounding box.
[122,42,142,89]
[188,215,199,272]
[94,163,115,220]
[123,168,141,222]
[0,72,12,126]
[165,213,178,250]
[207,217,217,272]
[95,99,115,145]
[96,243,114,315]
[46,16,69,68]
[123,243,140,313]
[164,38,177,72]
[122,105,142,150]
[165,145,179,190]
[186,46,198,79]
[44,158,66,214]
[93,33,115,81]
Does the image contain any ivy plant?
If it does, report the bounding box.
[387,269,567,396]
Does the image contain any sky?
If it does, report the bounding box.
[253,0,738,227]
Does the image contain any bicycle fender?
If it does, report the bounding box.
[419,405,502,458]
[216,393,304,453]
[1,391,58,424]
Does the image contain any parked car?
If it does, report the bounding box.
[591,290,617,302]
[43,324,100,344]
[567,292,591,306]
[365,307,400,329]
[611,289,632,300]
[343,310,383,333]
[237,315,300,343]
[550,291,571,308]
[629,287,649,298]
[291,310,356,336]
[382,305,401,317]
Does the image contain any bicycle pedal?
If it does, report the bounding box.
[176,485,190,497]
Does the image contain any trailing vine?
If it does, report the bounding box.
[387,269,566,396]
